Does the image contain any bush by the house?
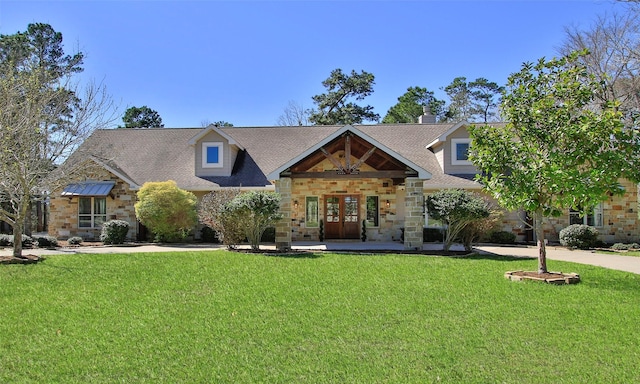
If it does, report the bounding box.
[34,235,58,248]
[67,236,84,245]
[100,220,130,245]
[559,224,599,249]
[224,191,283,251]
[0,234,35,248]
[136,180,198,242]
[200,226,219,243]
[489,230,516,244]
[611,242,640,251]
[261,227,276,243]
[423,228,444,242]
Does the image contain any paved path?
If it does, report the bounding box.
[3,241,639,275]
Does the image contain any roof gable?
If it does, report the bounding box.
[266,125,432,180]
[425,121,469,149]
[188,126,244,149]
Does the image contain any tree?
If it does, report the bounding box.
[382,86,445,123]
[469,51,640,273]
[122,105,163,128]
[442,77,472,122]
[198,188,244,249]
[468,78,504,122]
[277,100,311,126]
[225,191,282,251]
[0,23,115,258]
[442,77,503,122]
[425,189,490,251]
[309,69,380,125]
[134,180,198,242]
[200,120,233,128]
[559,9,640,126]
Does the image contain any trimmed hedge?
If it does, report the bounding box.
[0,234,35,248]
[68,236,84,245]
[489,231,516,244]
[33,235,58,248]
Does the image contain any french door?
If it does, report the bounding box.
[324,195,360,239]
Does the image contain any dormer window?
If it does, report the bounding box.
[202,142,223,168]
[451,138,472,165]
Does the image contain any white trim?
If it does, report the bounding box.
[425,121,469,149]
[202,142,224,168]
[266,125,433,180]
[188,126,244,149]
[451,138,472,165]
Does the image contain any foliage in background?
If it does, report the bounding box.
[121,105,163,128]
[425,189,490,251]
[100,220,129,245]
[441,77,504,123]
[382,86,445,123]
[470,50,640,273]
[135,181,198,242]
[309,68,380,125]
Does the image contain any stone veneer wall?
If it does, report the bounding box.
[290,177,402,242]
[48,169,138,240]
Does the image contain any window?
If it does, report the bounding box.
[424,196,444,228]
[569,203,603,227]
[78,197,107,228]
[451,138,472,165]
[202,142,223,168]
[305,196,319,228]
[366,196,379,227]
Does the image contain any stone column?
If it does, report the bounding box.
[275,177,292,251]
[404,178,424,250]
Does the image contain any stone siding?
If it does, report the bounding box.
[49,169,138,240]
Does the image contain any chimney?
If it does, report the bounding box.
[418,105,436,124]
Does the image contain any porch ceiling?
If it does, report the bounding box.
[289,133,413,176]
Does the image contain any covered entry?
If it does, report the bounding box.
[324,194,360,239]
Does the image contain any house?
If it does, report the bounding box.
[48,114,640,248]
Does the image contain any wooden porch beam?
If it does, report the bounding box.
[290,170,416,179]
[320,147,346,173]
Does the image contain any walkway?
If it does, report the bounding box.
[2,241,640,274]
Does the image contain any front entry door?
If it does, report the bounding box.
[324,195,360,239]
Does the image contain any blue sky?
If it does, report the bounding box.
[0,0,630,127]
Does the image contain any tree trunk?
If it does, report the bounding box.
[12,218,24,258]
[534,209,548,273]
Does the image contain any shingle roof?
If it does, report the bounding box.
[64,124,481,190]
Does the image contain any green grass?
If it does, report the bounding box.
[2,251,639,383]
[597,249,640,257]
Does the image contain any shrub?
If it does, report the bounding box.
[34,235,58,248]
[100,220,130,245]
[135,180,198,243]
[198,188,242,248]
[489,231,516,244]
[0,234,36,248]
[610,242,640,251]
[261,227,276,243]
[68,236,84,245]
[224,191,283,251]
[559,224,599,249]
[200,226,219,243]
[0,234,11,246]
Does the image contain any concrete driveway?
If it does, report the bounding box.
[2,241,639,275]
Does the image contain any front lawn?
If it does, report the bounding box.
[1,251,639,383]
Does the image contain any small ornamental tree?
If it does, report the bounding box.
[469,50,640,273]
[198,188,243,249]
[425,189,490,251]
[225,191,283,251]
[134,181,198,242]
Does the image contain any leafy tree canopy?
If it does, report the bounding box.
[442,77,503,122]
[309,69,380,125]
[122,105,164,128]
[469,50,640,273]
[382,86,445,123]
